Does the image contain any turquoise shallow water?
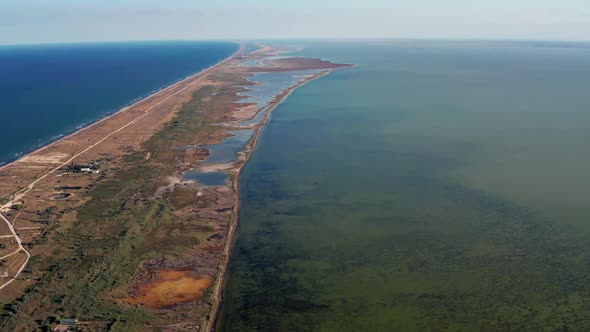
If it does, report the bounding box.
[239,70,322,127]
[219,41,590,331]
[239,69,323,108]
[186,69,323,187]
[182,171,228,186]
[202,130,254,165]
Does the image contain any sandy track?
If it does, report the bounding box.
[0,212,30,290]
[0,46,243,292]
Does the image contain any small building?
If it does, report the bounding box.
[59,318,78,325]
[80,167,92,173]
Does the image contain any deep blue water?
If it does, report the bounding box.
[0,41,238,165]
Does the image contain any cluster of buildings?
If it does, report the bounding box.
[67,162,100,174]
[53,318,77,332]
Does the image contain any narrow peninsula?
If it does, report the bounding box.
[0,44,349,331]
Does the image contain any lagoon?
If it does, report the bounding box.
[219,40,590,331]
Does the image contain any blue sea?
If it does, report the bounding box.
[0,41,238,165]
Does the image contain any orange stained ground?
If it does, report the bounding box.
[124,270,212,308]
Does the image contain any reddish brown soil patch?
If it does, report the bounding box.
[195,148,210,160]
[249,57,351,72]
[204,245,224,253]
[123,270,212,308]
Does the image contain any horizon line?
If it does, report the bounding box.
[2,37,590,47]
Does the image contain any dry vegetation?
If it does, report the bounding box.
[0,44,348,331]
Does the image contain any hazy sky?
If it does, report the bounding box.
[2,0,590,44]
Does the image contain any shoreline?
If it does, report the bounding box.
[0,44,243,291]
[205,68,341,332]
[0,43,351,330]
[0,45,242,173]
[0,66,222,167]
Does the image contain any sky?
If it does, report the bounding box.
[1,0,590,44]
